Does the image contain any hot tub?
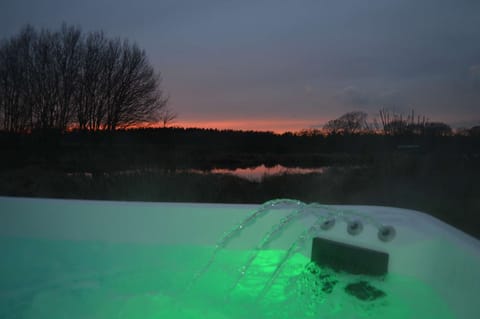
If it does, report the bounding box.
[1,196,479,318]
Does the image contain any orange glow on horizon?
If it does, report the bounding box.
[76,117,326,133]
[173,118,320,133]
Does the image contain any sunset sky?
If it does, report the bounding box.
[1,0,480,132]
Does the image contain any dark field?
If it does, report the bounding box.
[1,128,479,238]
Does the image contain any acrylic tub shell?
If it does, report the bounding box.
[1,196,479,318]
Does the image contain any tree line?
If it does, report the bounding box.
[322,109,456,136]
[0,24,169,133]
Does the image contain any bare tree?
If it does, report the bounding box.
[159,107,177,127]
[30,29,60,131]
[75,31,113,130]
[0,25,36,132]
[0,24,170,132]
[52,24,82,131]
[378,108,429,136]
[100,41,167,130]
[323,111,369,135]
[74,35,168,131]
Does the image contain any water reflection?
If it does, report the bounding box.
[67,165,326,182]
[209,164,326,182]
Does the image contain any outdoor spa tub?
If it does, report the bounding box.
[1,196,479,319]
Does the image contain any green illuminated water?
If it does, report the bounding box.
[1,238,455,319]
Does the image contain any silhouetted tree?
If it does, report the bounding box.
[159,107,177,127]
[377,108,453,136]
[469,125,480,137]
[74,32,168,130]
[0,26,36,132]
[0,24,169,132]
[323,111,368,135]
[424,122,452,136]
[104,40,167,130]
[75,31,109,130]
[378,108,428,135]
[29,25,82,131]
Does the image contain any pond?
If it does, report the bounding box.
[207,164,326,182]
[66,165,326,182]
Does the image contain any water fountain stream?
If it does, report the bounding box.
[189,199,392,301]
